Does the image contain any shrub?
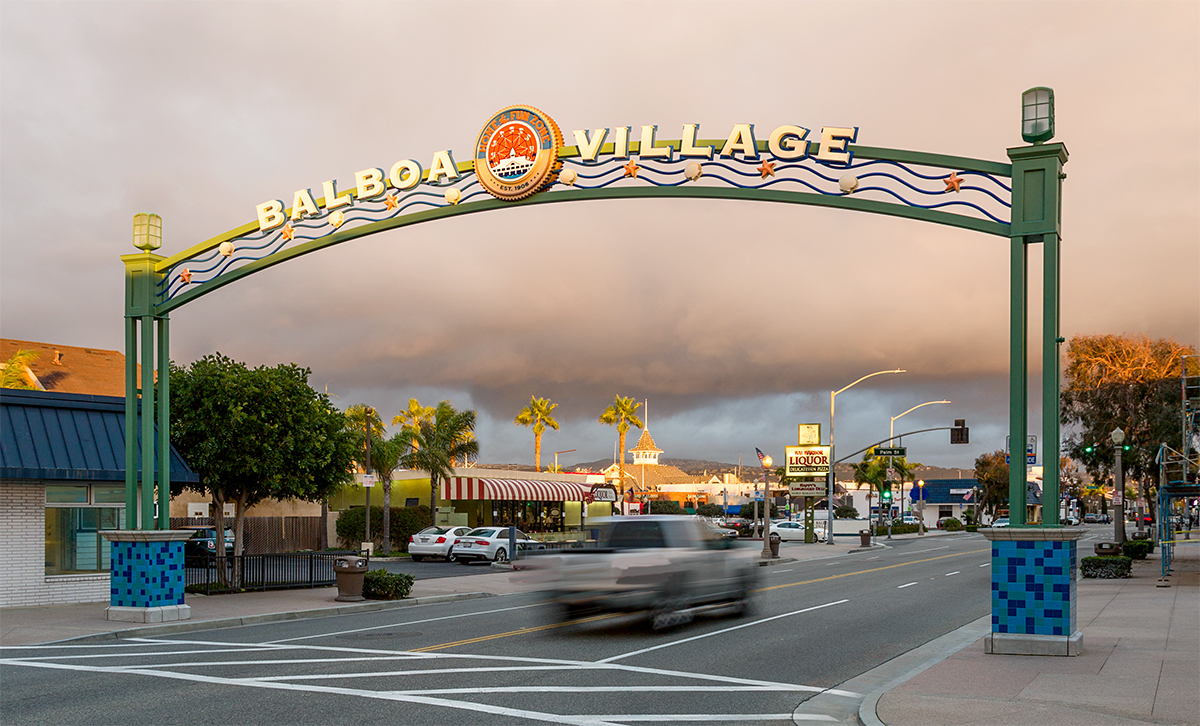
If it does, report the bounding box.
[1080,555,1132,578]
[873,523,920,536]
[940,517,963,531]
[362,568,414,600]
[738,502,780,520]
[1121,540,1151,560]
[336,505,433,551]
[648,499,686,515]
[695,503,725,518]
[835,505,859,519]
[965,525,978,532]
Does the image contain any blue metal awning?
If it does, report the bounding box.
[0,389,198,483]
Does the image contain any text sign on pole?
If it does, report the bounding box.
[1005,435,1037,465]
[362,474,376,488]
[875,447,906,457]
[789,481,826,497]
[786,446,831,478]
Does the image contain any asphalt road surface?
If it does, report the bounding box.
[2,533,998,725]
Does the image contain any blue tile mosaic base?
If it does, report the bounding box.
[991,539,1076,636]
[109,540,185,608]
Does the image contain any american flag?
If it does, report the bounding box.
[963,489,974,501]
[756,448,768,467]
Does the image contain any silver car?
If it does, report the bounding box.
[452,527,541,564]
[408,526,472,562]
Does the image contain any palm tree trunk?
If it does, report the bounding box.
[534,431,541,472]
[618,431,626,514]
[382,481,391,554]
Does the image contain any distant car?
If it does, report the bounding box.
[183,527,234,558]
[991,518,1010,528]
[408,525,472,562]
[452,527,543,564]
[1064,516,1081,526]
[1083,513,1099,523]
[769,520,826,542]
[901,515,919,525]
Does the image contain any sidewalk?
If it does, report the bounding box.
[869,540,1200,726]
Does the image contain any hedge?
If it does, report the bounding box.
[336,505,433,552]
[872,523,920,536]
[1121,539,1152,560]
[1080,555,1132,578]
[363,569,414,600]
[940,517,963,531]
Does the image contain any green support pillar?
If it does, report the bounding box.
[1008,141,1068,527]
[1008,235,1028,525]
[157,315,170,530]
[123,213,165,531]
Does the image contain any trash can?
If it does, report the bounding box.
[768,532,780,558]
[859,529,872,547]
[334,556,369,602]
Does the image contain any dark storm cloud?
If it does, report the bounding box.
[1,1,1196,468]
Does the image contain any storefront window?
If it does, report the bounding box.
[44,484,126,575]
[493,501,565,533]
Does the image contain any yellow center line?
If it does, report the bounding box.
[755,547,991,592]
[412,547,992,652]
[410,613,617,653]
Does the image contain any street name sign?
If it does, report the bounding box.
[875,447,906,457]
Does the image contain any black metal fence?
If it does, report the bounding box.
[184,551,362,594]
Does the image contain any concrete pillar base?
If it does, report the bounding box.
[106,604,192,623]
[985,631,1082,656]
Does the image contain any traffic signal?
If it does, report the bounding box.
[950,419,969,444]
[881,483,893,502]
[1083,443,1095,454]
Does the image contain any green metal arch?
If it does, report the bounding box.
[157,174,1009,315]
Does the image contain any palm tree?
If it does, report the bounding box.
[345,404,384,544]
[1,349,39,390]
[890,455,923,530]
[514,396,560,472]
[392,398,435,448]
[851,449,888,530]
[402,401,479,511]
[598,396,644,510]
[369,433,411,554]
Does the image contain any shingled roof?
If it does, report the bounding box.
[630,429,662,453]
[1,339,139,397]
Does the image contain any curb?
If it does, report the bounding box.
[48,592,496,645]
[857,615,991,726]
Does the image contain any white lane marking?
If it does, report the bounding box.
[266,602,542,643]
[0,642,170,651]
[770,569,793,574]
[127,655,436,669]
[900,546,950,555]
[825,562,840,566]
[979,563,990,567]
[945,571,960,577]
[385,685,829,694]
[254,665,582,681]
[897,582,917,589]
[865,556,880,561]
[591,715,831,722]
[0,659,628,726]
[598,600,849,665]
[15,646,298,662]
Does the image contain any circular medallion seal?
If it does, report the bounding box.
[474,105,563,201]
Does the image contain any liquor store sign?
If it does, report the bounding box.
[786,446,831,478]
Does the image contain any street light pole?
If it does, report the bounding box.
[1112,428,1127,544]
[917,479,926,535]
[553,449,576,474]
[887,400,949,535]
[761,455,774,558]
[828,369,906,544]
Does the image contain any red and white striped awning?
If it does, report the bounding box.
[440,477,593,502]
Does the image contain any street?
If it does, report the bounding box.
[0,532,1006,725]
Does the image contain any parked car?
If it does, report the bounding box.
[701,521,740,540]
[990,518,1010,528]
[408,525,473,562]
[768,520,826,542]
[1064,515,1081,526]
[453,527,543,564]
[900,515,919,525]
[182,526,234,558]
[1083,513,1099,523]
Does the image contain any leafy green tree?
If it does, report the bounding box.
[835,504,859,518]
[1061,334,1195,517]
[973,451,1009,521]
[1,349,39,390]
[514,395,560,472]
[598,396,644,508]
[648,499,685,514]
[169,354,357,561]
[695,503,725,518]
[889,455,923,527]
[402,401,479,510]
[738,501,780,520]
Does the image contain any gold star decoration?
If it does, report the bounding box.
[384,192,399,210]
[281,223,295,241]
[179,269,192,284]
[623,160,640,178]
[757,160,776,178]
[943,171,965,193]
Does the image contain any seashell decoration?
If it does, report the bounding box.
[218,241,235,257]
[559,168,577,186]
[329,210,345,228]
[839,174,859,194]
[444,187,462,205]
[685,162,703,181]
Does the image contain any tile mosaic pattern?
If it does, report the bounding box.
[109,540,185,608]
[991,539,1076,636]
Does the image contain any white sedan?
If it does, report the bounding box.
[453,527,543,564]
[408,526,472,562]
[769,520,826,542]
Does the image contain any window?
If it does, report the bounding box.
[44,484,126,576]
[939,506,953,519]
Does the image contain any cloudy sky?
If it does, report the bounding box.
[2,1,1197,471]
